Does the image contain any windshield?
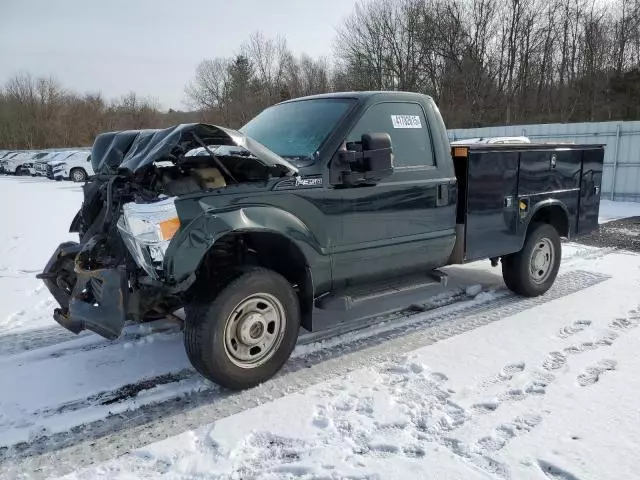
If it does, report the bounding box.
[239,98,354,163]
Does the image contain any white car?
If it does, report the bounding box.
[0,151,40,175]
[0,152,16,173]
[450,136,532,145]
[33,151,72,176]
[48,150,93,182]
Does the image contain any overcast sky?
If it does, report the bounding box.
[0,0,358,110]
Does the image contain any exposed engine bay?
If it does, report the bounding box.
[154,147,279,197]
[37,123,299,338]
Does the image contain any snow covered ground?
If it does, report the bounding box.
[1,177,640,480]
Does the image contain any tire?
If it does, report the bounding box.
[184,268,300,390]
[70,168,87,182]
[502,223,561,297]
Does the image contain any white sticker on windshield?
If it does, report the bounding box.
[391,115,422,129]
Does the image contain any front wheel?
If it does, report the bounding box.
[502,223,561,297]
[184,268,300,390]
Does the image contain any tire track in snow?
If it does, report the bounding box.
[0,240,610,359]
[0,270,609,480]
[0,320,182,360]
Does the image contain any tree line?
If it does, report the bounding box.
[2,0,639,149]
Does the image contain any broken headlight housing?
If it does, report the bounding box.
[117,197,180,279]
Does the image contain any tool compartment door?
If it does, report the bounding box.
[577,148,604,235]
[519,149,582,237]
[464,150,520,261]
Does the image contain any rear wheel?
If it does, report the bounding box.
[502,223,561,297]
[70,168,87,182]
[184,268,300,390]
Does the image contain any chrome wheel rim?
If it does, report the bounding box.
[530,237,554,284]
[72,170,85,182]
[224,293,286,368]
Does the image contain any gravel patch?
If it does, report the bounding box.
[573,217,640,252]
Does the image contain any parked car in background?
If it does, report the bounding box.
[0,151,39,175]
[24,152,50,175]
[0,152,18,172]
[47,150,92,181]
[34,151,71,176]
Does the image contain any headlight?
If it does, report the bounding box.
[53,163,66,171]
[117,197,180,278]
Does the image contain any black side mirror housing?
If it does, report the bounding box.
[331,132,394,186]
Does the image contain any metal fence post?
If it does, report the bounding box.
[610,123,621,201]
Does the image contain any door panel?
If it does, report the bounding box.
[519,149,582,194]
[332,167,456,285]
[464,151,520,261]
[329,101,457,287]
[577,149,604,235]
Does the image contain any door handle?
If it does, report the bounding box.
[436,184,448,206]
[550,154,557,169]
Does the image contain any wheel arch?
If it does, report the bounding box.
[187,229,314,331]
[525,200,571,241]
[165,206,328,331]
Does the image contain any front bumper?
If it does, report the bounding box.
[37,241,128,340]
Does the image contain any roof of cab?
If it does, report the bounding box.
[278,91,435,104]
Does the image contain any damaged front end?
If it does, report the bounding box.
[37,123,297,340]
[38,238,128,339]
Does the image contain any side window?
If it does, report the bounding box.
[346,102,434,168]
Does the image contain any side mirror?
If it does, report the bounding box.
[331,132,394,186]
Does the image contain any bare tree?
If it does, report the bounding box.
[184,58,231,112]
[4,0,640,150]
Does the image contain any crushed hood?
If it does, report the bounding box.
[91,123,299,176]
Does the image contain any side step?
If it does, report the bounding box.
[315,270,448,311]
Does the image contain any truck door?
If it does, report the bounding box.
[331,101,456,286]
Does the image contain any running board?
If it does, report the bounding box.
[315,270,448,311]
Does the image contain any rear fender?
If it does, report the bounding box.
[519,199,570,249]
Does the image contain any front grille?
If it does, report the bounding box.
[46,164,54,179]
[35,162,47,174]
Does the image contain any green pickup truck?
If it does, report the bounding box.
[38,91,604,389]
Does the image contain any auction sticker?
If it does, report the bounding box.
[391,115,422,129]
